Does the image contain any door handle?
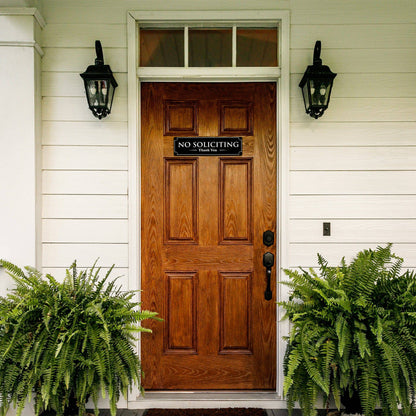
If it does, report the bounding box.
[263,252,274,301]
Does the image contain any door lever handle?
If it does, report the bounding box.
[263,252,274,301]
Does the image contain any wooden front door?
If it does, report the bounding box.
[141,82,276,390]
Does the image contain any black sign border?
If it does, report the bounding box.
[174,137,243,156]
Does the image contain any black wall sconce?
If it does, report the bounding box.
[80,40,118,119]
[299,40,336,119]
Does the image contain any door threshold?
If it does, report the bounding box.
[128,391,285,409]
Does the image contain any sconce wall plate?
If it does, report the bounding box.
[80,40,118,119]
[299,40,336,119]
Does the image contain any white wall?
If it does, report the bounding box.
[0,10,43,292]
[289,0,416,270]
[39,0,416,281]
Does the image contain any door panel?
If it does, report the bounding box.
[141,82,276,390]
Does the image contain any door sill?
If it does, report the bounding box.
[128,391,285,409]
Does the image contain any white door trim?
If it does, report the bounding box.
[127,9,290,408]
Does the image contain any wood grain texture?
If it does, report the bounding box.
[219,101,253,135]
[141,83,276,390]
[164,158,198,243]
[219,159,253,244]
[165,272,198,353]
[164,100,198,136]
[219,272,252,354]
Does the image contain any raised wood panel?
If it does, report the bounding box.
[42,195,128,218]
[42,72,127,98]
[42,48,127,73]
[42,171,128,195]
[289,195,416,219]
[291,24,416,49]
[290,171,416,195]
[291,73,416,98]
[219,272,252,354]
[291,122,416,147]
[42,24,126,47]
[141,83,276,390]
[291,49,416,74]
[219,159,253,244]
[43,146,127,170]
[291,147,416,171]
[164,272,198,354]
[164,100,198,136]
[164,158,198,243]
[42,243,128,267]
[42,121,128,146]
[42,219,128,243]
[291,98,416,122]
[42,97,127,122]
[288,243,416,268]
[219,101,253,135]
[290,219,416,243]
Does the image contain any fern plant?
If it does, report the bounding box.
[0,260,159,416]
[280,244,416,416]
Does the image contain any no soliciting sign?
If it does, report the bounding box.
[174,137,242,156]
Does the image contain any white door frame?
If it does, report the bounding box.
[126,10,290,408]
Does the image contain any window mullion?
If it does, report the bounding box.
[184,26,189,68]
[232,25,237,67]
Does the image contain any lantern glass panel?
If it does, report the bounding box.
[302,82,311,112]
[310,78,332,107]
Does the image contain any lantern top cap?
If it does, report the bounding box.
[80,40,118,88]
[298,40,336,88]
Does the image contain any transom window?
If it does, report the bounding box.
[139,26,278,68]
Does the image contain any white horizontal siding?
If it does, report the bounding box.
[291,48,416,74]
[291,24,416,49]
[43,146,128,170]
[291,147,416,171]
[291,122,416,146]
[42,171,128,194]
[288,243,416,268]
[42,195,128,218]
[291,74,416,98]
[290,171,416,195]
[42,48,127,73]
[290,220,416,243]
[39,0,416,286]
[291,98,416,122]
[43,97,128,121]
[43,121,128,146]
[43,243,128,267]
[42,219,128,243]
[290,0,416,272]
[42,24,126,47]
[290,0,416,24]
[289,195,416,219]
